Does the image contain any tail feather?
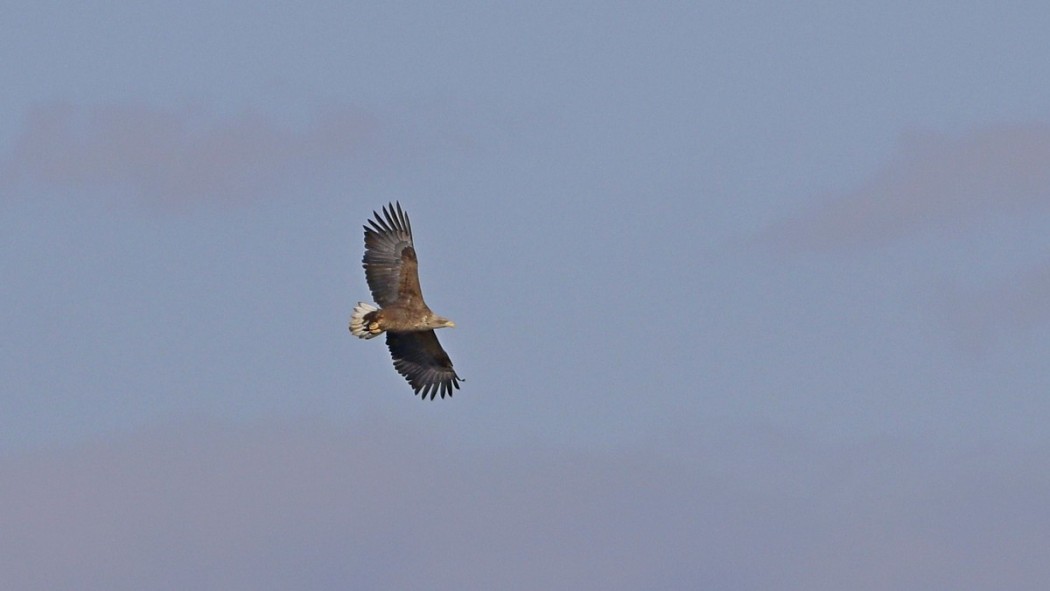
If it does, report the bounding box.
[350,302,381,339]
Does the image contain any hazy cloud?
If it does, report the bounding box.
[763,125,1050,250]
[1,418,1047,590]
[1,102,376,206]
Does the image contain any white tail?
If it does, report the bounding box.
[350,302,381,339]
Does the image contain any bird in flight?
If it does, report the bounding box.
[350,202,462,399]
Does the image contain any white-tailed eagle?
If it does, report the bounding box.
[350,203,461,399]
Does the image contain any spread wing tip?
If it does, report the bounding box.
[363,201,411,236]
[413,375,461,400]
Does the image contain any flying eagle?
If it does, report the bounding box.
[350,202,462,399]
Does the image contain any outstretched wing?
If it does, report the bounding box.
[386,330,461,400]
[362,202,424,308]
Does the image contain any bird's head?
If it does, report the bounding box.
[426,314,456,330]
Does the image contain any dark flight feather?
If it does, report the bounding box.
[386,331,461,400]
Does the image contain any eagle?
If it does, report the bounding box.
[349,202,462,399]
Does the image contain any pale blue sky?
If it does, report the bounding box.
[3,3,1050,589]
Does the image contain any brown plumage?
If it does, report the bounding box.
[349,202,461,399]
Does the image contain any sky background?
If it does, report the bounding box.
[3,2,1050,589]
